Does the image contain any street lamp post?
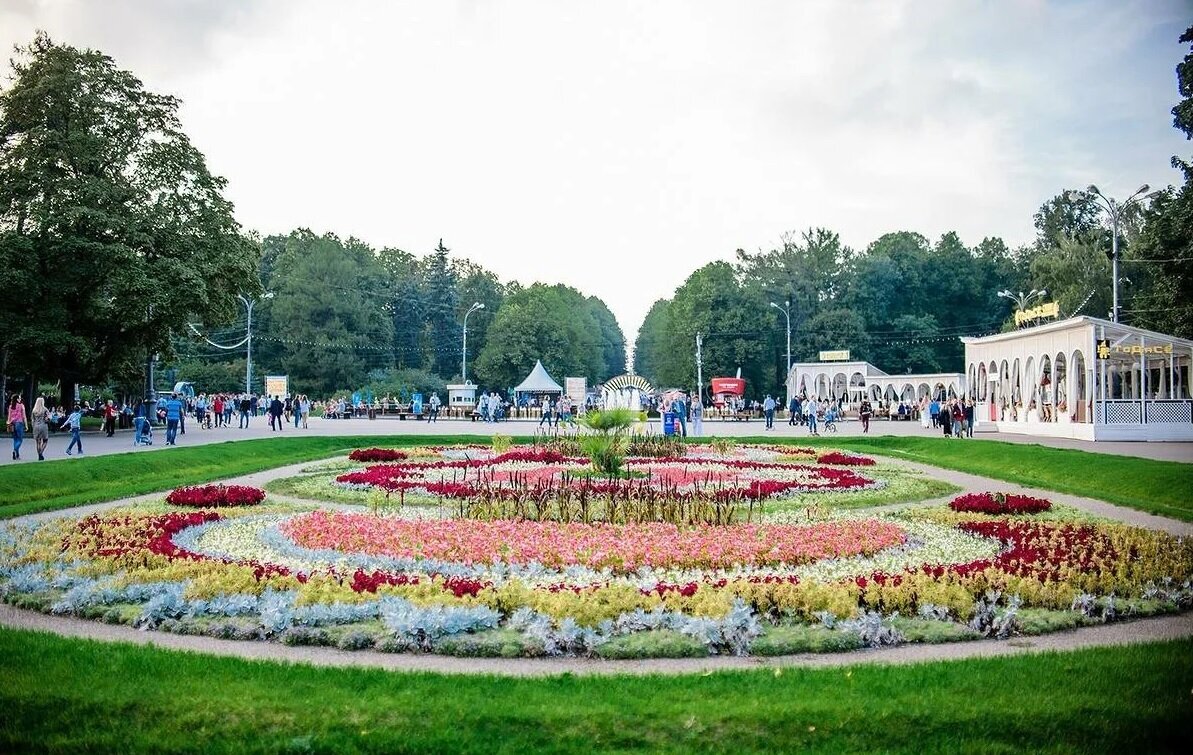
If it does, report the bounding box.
[997,288,1048,326]
[240,292,274,395]
[461,302,484,383]
[1067,184,1155,323]
[769,300,792,379]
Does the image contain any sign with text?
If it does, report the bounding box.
[1097,340,1173,359]
[818,350,850,362]
[1014,301,1060,326]
[264,375,288,399]
[565,377,587,405]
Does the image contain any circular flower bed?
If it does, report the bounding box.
[165,484,266,508]
[3,443,1191,659]
[348,448,409,463]
[949,492,1052,515]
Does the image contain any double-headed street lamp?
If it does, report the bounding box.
[461,302,484,383]
[997,288,1048,314]
[189,291,273,394]
[241,292,274,395]
[1066,184,1155,323]
[770,300,791,377]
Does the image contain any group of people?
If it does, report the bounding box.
[7,395,84,461]
[923,396,976,438]
[536,395,577,428]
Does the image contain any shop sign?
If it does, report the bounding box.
[1097,340,1173,359]
[1014,301,1060,326]
[818,350,850,361]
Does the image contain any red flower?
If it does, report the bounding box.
[949,492,1051,515]
[348,448,409,463]
[165,485,266,508]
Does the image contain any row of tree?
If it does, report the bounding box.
[633,28,1193,399]
[2,31,1191,404]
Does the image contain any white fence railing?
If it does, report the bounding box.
[1098,399,1193,424]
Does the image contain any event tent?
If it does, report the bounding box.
[514,360,564,394]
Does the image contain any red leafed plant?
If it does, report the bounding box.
[816,451,876,466]
[348,448,409,463]
[949,492,1052,515]
[165,484,266,508]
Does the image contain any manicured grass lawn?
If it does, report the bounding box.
[0,627,1188,753]
[2,433,1189,521]
[821,436,1193,522]
[0,435,481,519]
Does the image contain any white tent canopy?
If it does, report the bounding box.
[514,360,564,393]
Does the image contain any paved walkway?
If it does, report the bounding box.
[2,416,1190,465]
[2,452,1191,674]
[3,604,1187,677]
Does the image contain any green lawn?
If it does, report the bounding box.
[0,627,1187,753]
[820,436,1193,522]
[0,435,482,519]
[1,433,1189,521]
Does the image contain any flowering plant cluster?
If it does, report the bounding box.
[348,448,409,463]
[949,492,1052,515]
[165,485,266,508]
[816,451,876,466]
[281,511,906,573]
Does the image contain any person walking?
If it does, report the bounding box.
[674,394,688,437]
[62,403,84,455]
[102,399,117,437]
[763,395,776,430]
[269,395,284,431]
[860,397,873,434]
[239,394,252,428]
[31,396,49,461]
[964,398,975,438]
[788,396,798,426]
[300,394,311,429]
[428,392,441,423]
[538,396,554,428]
[806,396,820,436]
[7,395,29,460]
[164,393,184,446]
[691,397,704,437]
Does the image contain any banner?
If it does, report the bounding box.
[1014,301,1060,326]
[565,377,587,405]
[264,375,288,398]
[818,350,850,361]
[412,393,423,415]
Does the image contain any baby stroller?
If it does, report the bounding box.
[134,416,153,446]
[822,407,840,433]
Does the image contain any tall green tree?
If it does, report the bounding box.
[256,230,392,395]
[0,34,258,401]
[631,298,672,385]
[1132,26,1193,339]
[474,284,605,390]
[584,296,627,381]
[422,239,459,377]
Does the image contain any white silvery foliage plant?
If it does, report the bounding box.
[257,589,298,635]
[968,590,1021,639]
[380,598,500,651]
[841,611,904,648]
[136,583,189,628]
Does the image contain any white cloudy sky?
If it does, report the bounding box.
[1,0,1189,343]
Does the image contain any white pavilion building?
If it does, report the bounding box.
[784,360,965,406]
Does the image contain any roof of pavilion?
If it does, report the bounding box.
[960,316,1193,350]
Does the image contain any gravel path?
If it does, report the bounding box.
[3,452,1190,675]
[3,604,1188,677]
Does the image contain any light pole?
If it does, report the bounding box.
[770,299,791,379]
[997,288,1048,323]
[1067,184,1155,323]
[189,291,273,395]
[241,292,274,395]
[461,302,484,383]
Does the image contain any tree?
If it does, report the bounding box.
[422,239,459,377]
[632,298,671,384]
[377,246,425,370]
[453,259,505,378]
[256,230,393,395]
[474,284,605,391]
[1131,26,1193,339]
[0,34,258,402]
[584,296,628,381]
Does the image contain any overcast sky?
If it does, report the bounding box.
[2,0,1189,344]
